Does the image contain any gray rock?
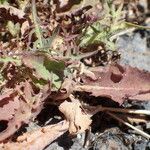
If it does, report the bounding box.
[117,32,150,71]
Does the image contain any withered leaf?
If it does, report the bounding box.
[0,81,50,142]
[75,64,150,104]
[0,121,69,150]
[59,97,92,134]
[21,21,29,36]
[0,5,26,23]
[50,78,75,101]
[0,100,32,142]
[55,0,101,16]
[0,90,19,120]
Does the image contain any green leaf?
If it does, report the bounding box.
[22,55,51,81]
[0,0,8,4]
[79,0,126,51]
[22,53,65,90]
[51,73,62,90]
[44,58,65,89]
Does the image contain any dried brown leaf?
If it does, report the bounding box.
[59,96,91,134]
[0,121,69,150]
[0,98,32,142]
[50,78,75,101]
[21,21,30,36]
[0,5,25,22]
[0,81,50,142]
[0,90,19,120]
[75,64,150,104]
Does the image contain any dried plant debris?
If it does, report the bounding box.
[0,4,26,20]
[90,127,133,150]
[76,64,150,104]
[59,96,92,134]
[0,121,69,150]
[0,0,150,149]
[0,82,49,142]
[124,0,149,23]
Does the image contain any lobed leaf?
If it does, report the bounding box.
[75,64,150,104]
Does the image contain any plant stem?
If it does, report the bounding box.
[107,112,150,139]
[31,0,44,48]
[125,21,150,30]
[100,106,150,115]
[85,105,150,116]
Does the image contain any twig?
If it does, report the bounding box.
[127,116,147,124]
[107,112,150,139]
[83,129,91,148]
[84,105,150,116]
[100,106,150,115]
[110,28,135,41]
